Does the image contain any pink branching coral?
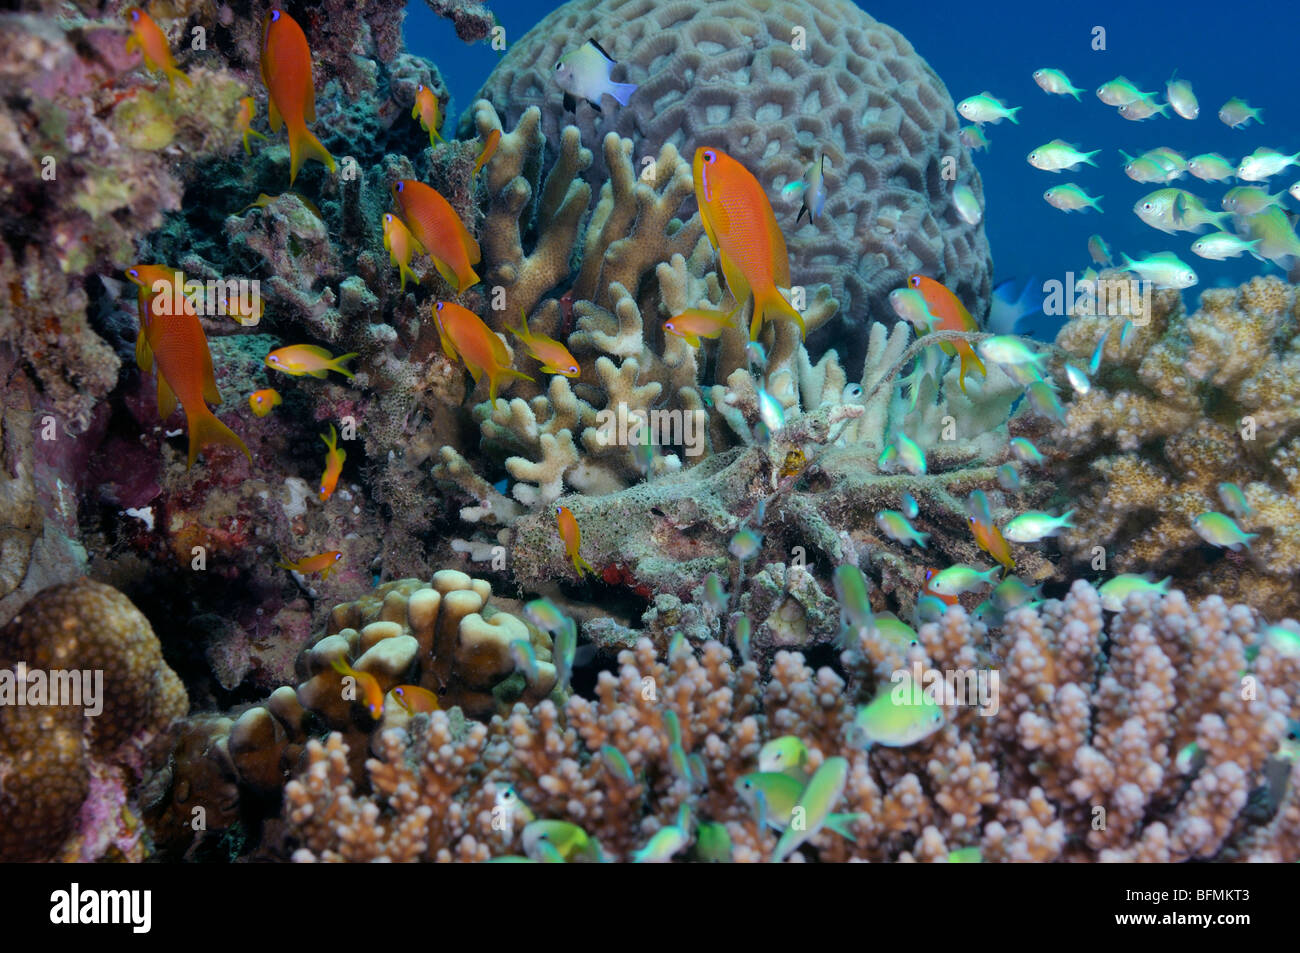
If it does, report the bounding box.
[283,580,1299,861]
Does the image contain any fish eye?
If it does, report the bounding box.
[319,485,327,494]
[334,553,342,561]
[910,276,920,288]
[435,301,443,311]
[269,355,279,363]
[396,182,404,192]
[384,213,392,223]
[1142,202,1152,210]
[270,10,280,22]
[703,150,717,163]
[128,268,138,277]
[416,84,424,92]
[130,9,139,21]
[568,365,578,374]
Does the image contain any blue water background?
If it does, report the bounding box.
[407,0,1300,322]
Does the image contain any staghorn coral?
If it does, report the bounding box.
[1052,276,1300,618]
[282,580,1299,862]
[473,0,992,354]
[0,580,188,861]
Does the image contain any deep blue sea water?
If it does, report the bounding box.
[407,0,1300,322]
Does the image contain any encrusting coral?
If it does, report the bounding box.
[281,580,1299,862]
[0,580,188,862]
[1052,276,1300,619]
[474,0,992,352]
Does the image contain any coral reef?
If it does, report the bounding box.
[0,580,187,861]
[473,0,992,350]
[281,580,1299,861]
[1052,276,1300,619]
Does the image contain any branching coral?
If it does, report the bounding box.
[1052,276,1300,618]
[281,580,1299,862]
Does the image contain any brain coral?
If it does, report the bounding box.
[0,580,188,861]
[473,0,991,339]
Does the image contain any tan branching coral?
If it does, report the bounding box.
[1052,277,1300,618]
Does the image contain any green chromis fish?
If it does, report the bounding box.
[894,432,927,475]
[1191,232,1262,261]
[1117,98,1169,121]
[1237,148,1300,182]
[1166,73,1198,119]
[1218,482,1255,518]
[976,335,1048,367]
[1027,139,1099,173]
[1032,67,1083,100]
[1187,153,1236,182]
[1219,96,1262,128]
[663,709,683,747]
[991,574,1042,613]
[959,125,991,152]
[1134,188,1228,234]
[1043,183,1103,213]
[1237,207,1300,267]
[1096,76,1154,107]
[1222,186,1285,215]
[947,847,983,863]
[913,594,948,625]
[852,684,945,748]
[1122,155,1176,184]
[759,736,810,779]
[957,92,1021,125]
[523,597,567,634]
[1002,510,1075,543]
[734,615,753,664]
[632,824,689,863]
[494,784,536,826]
[1192,512,1257,551]
[1088,234,1113,266]
[771,757,852,862]
[1009,437,1044,465]
[888,287,938,332]
[522,820,601,862]
[1118,251,1198,290]
[1097,574,1171,612]
[693,822,733,862]
[1065,362,1090,395]
[873,613,919,650]
[553,616,577,693]
[703,572,728,613]
[1175,741,1205,776]
[925,564,1000,597]
[554,38,637,111]
[1089,328,1110,375]
[735,772,856,838]
[599,744,636,785]
[729,528,762,561]
[876,509,929,547]
[997,462,1021,491]
[953,183,982,225]
[833,563,873,635]
[1260,625,1300,659]
[901,491,919,519]
[758,387,785,434]
[1025,380,1067,422]
[509,639,538,682]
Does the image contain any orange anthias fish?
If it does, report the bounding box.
[906,274,987,394]
[509,308,579,377]
[411,84,445,147]
[318,423,345,501]
[663,307,735,347]
[125,7,191,93]
[382,212,423,291]
[124,263,181,373]
[237,96,267,154]
[391,180,481,293]
[243,191,323,220]
[144,280,251,468]
[330,657,383,720]
[248,388,281,417]
[694,147,806,340]
[278,550,343,579]
[433,300,532,402]
[556,503,596,577]
[471,128,501,177]
[969,515,1016,573]
[260,9,336,184]
[265,344,356,378]
[391,684,441,714]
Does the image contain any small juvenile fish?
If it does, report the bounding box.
[976,335,1047,367]
[1097,574,1170,611]
[524,597,567,634]
[1237,206,1300,266]
[1222,186,1286,215]
[888,287,938,333]
[1261,625,1300,659]
[833,564,873,634]
[556,503,597,576]
[997,462,1021,491]
[876,510,929,548]
[1122,155,1176,184]
[970,512,1015,573]
[663,307,734,347]
[734,615,753,664]
[953,183,982,225]
[1088,234,1113,266]
[759,736,809,779]
[553,617,577,692]
[471,128,501,177]
[382,212,423,291]
[510,308,580,377]
[795,153,829,225]
[1025,380,1067,422]
[1044,183,1103,213]
[391,684,441,714]
[1032,68,1083,100]
[926,564,1000,596]
[248,388,281,417]
[1191,232,1261,261]
[1192,512,1257,551]
[703,572,728,613]
[772,757,850,862]
[265,344,357,379]
[411,83,445,146]
[913,593,948,624]
[1187,153,1236,182]
[600,744,636,785]
[1219,97,1263,128]
[554,38,638,111]
[729,528,762,561]
[1003,510,1074,543]
[1027,139,1099,173]
[853,687,944,749]
[991,575,1042,613]
[1166,73,1199,119]
[959,125,991,152]
[693,822,733,863]
[1096,76,1153,107]
[901,491,919,519]
[758,388,785,435]
[1117,98,1169,121]
[125,6,191,93]
[1089,329,1110,375]
[1118,251,1198,290]
[957,92,1021,125]
[1217,482,1255,518]
[279,550,343,579]
[509,639,539,682]
[1065,363,1090,394]
[633,824,690,863]
[330,657,383,719]
[1009,437,1044,465]
[895,432,927,475]
[1237,148,1300,182]
[318,423,345,501]
[1120,320,1135,348]
[236,97,266,154]
[522,820,601,863]
[873,614,919,651]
